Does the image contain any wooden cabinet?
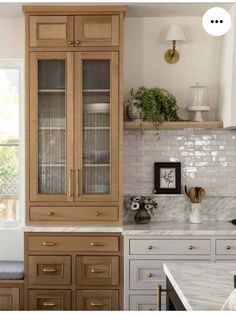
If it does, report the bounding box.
[24,232,123,310]
[0,281,24,310]
[24,5,125,225]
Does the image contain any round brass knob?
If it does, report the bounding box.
[68,40,73,46]
[75,40,81,45]
[95,212,101,216]
[148,245,153,250]
[47,211,54,216]
[226,245,231,250]
[148,273,153,278]
[188,245,193,250]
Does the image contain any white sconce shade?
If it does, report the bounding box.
[165,24,186,43]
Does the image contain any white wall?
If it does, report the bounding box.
[0,18,24,260]
[124,17,223,120]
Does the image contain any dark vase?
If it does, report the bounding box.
[134,209,151,224]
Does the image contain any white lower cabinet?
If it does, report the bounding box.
[124,235,236,310]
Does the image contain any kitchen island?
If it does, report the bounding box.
[163,262,236,310]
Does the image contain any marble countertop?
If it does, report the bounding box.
[23,226,123,233]
[123,221,236,235]
[164,262,236,310]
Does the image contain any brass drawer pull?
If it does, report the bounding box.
[226,245,231,250]
[148,273,153,278]
[43,302,56,307]
[90,242,104,247]
[95,211,102,216]
[90,302,104,307]
[69,169,73,197]
[91,268,104,273]
[47,211,54,216]
[43,267,57,273]
[75,40,81,45]
[43,242,56,246]
[148,245,153,250]
[68,40,73,46]
[157,285,167,311]
[188,245,194,250]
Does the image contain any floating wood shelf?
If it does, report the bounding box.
[123,121,223,129]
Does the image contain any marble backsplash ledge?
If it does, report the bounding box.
[123,195,236,223]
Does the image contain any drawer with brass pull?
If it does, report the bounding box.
[29,206,119,222]
[76,256,119,286]
[216,240,236,255]
[28,289,71,310]
[27,235,119,252]
[129,239,211,255]
[76,290,118,310]
[28,256,71,285]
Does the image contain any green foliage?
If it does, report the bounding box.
[0,145,18,185]
[126,86,182,135]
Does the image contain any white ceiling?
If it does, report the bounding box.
[0,2,233,18]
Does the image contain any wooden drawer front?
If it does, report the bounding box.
[75,15,119,47]
[129,295,164,311]
[0,288,20,310]
[29,206,118,222]
[30,16,73,47]
[28,235,119,252]
[28,290,71,310]
[130,260,165,290]
[28,256,71,285]
[216,240,236,255]
[77,290,118,310]
[76,256,119,286]
[130,239,211,255]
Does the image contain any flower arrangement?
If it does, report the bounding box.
[125,195,158,224]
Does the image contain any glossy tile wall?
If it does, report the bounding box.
[123,129,236,221]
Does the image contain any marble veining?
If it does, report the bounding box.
[164,262,236,310]
[23,226,123,233]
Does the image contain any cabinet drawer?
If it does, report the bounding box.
[0,288,20,311]
[29,16,73,47]
[129,295,163,311]
[216,240,236,255]
[76,256,119,286]
[28,235,119,252]
[130,239,210,255]
[28,290,71,310]
[29,206,118,222]
[77,290,118,310]
[28,256,71,285]
[130,260,165,290]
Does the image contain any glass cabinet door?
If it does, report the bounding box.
[74,52,119,201]
[29,52,74,201]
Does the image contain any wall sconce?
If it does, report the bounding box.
[164,24,186,64]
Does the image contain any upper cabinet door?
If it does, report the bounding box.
[74,52,119,202]
[29,16,74,47]
[29,52,74,202]
[74,16,119,47]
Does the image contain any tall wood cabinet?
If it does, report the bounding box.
[24,6,125,225]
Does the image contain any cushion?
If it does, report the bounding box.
[0,261,24,280]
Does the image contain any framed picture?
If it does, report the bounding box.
[154,162,181,194]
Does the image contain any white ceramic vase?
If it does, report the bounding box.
[189,203,202,224]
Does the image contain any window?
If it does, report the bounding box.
[0,60,23,226]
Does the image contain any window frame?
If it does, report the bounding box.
[0,59,24,228]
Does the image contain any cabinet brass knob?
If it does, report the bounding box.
[47,211,54,216]
[43,267,56,273]
[148,273,153,278]
[75,40,81,45]
[68,40,73,46]
[43,302,56,307]
[90,302,104,307]
[226,245,231,250]
[43,241,56,246]
[148,245,153,250]
[95,211,101,216]
[188,245,194,250]
[90,242,104,247]
[91,268,104,273]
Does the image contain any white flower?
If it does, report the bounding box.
[145,204,153,211]
[131,202,140,211]
[133,196,142,202]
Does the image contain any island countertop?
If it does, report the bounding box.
[164,262,236,310]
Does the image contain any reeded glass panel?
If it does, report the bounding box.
[82,60,111,194]
[38,60,66,194]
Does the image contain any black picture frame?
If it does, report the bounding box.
[154,162,181,194]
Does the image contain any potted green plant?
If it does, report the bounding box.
[126,86,182,134]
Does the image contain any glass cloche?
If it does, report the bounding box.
[187,83,209,121]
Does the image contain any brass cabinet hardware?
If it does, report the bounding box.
[47,211,54,216]
[157,284,167,311]
[43,267,57,273]
[90,242,104,247]
[76,169,80,196]
[226,245,231,250]
[148,245,153,250]
[75,40,81,45]
[91,268,104,273]
[69,169,73,197]
[68,40,73,46]
[148,273,153,278]
[90,302,104,307]
[42,241,56,246]
[188,245,194,250]
[95,211,102,216]
[43,302,56,307]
